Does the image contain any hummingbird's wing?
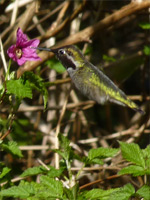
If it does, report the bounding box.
[85,62,144,114]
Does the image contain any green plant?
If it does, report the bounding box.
[0,136,150,200]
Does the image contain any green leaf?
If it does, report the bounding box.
[88,158,104,165]
[88,147,119,160]
[143,144,150,159]
[139,22,150,29]
[84,46,92,55]
[0,181,36,198]
[118,165,146,176]
[22,72,48,108]
[103,54,116,62]
[47,166,64,178]
[40,176,63,198]
[63,184,79,200]
[6,79,32,99]
[2,141,23,158]
[80,188,120,200]
[136,185,150,200]
[46,59,66,73]
[0,167,11,179]
[63,187,74,200]
[58,134,72,160]
[71,183,79,200]
[110,183,135,200]
[143,145,150,170]
[119,142,145,167]
[143,45,150,56]
[20,166,49,177]
[21,165,64,178]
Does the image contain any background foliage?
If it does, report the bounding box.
[0,0,150,199]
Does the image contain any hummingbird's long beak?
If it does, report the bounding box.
[35,47,52,52]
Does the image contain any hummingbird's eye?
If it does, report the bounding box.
[58,49,65,55]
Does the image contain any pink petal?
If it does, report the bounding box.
[22,47,41,61]
[7,28,41,65]
[23,39,40,48]
[17,57,27,65]
[16,28,28,47]
[7,44,16,59]
[7,44,20,63]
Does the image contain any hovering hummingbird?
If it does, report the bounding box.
[36,45,144,114]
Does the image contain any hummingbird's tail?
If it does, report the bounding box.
[132,106,145,115]
[109,94,145,115]
[123,98,145,115]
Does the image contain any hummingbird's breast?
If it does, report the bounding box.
[68,65,107,104]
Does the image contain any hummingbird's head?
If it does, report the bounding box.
[36,45,85,70]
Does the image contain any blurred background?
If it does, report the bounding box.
[0,0,150,190]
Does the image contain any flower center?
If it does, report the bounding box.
[15,48,23,59]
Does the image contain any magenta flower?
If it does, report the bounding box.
[7,28,41,65]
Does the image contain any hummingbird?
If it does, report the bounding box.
[36,45,144,114]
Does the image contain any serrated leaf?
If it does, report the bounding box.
[47,166,64,178]
[22,71,48,108]
[6,79,32,99]
[40,176,63,197]
[0,181,36,198]
[20,165,64,178]
[88,147,119,160]
[0,167,11,179]
[81,188,120,200]
[20,166,49,177]
[139,22,150,29]
[110,183,135,200]
[118,165,146,176]
[136,185,150,200]
[2,141,23,157]
[119,142,145,168]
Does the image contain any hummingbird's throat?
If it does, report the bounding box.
[58,55,76,70]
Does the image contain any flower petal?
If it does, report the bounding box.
[22,47,41,61]
[23,39,40,48]
[16,28,28,47]
[17,57,27,66]
[7,28,41,65]
[7,44,16,58]
[7,44,18,62]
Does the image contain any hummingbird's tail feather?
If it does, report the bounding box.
[109,94,145,115]
[124,99,145,115]
[132,106,145,115]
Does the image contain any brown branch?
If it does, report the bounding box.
[17,1,150,78]
[4,2,36,50]
[60,1,150,45]
[79,174,122,190]
[27,2,66,32]
[38,0,87,42]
